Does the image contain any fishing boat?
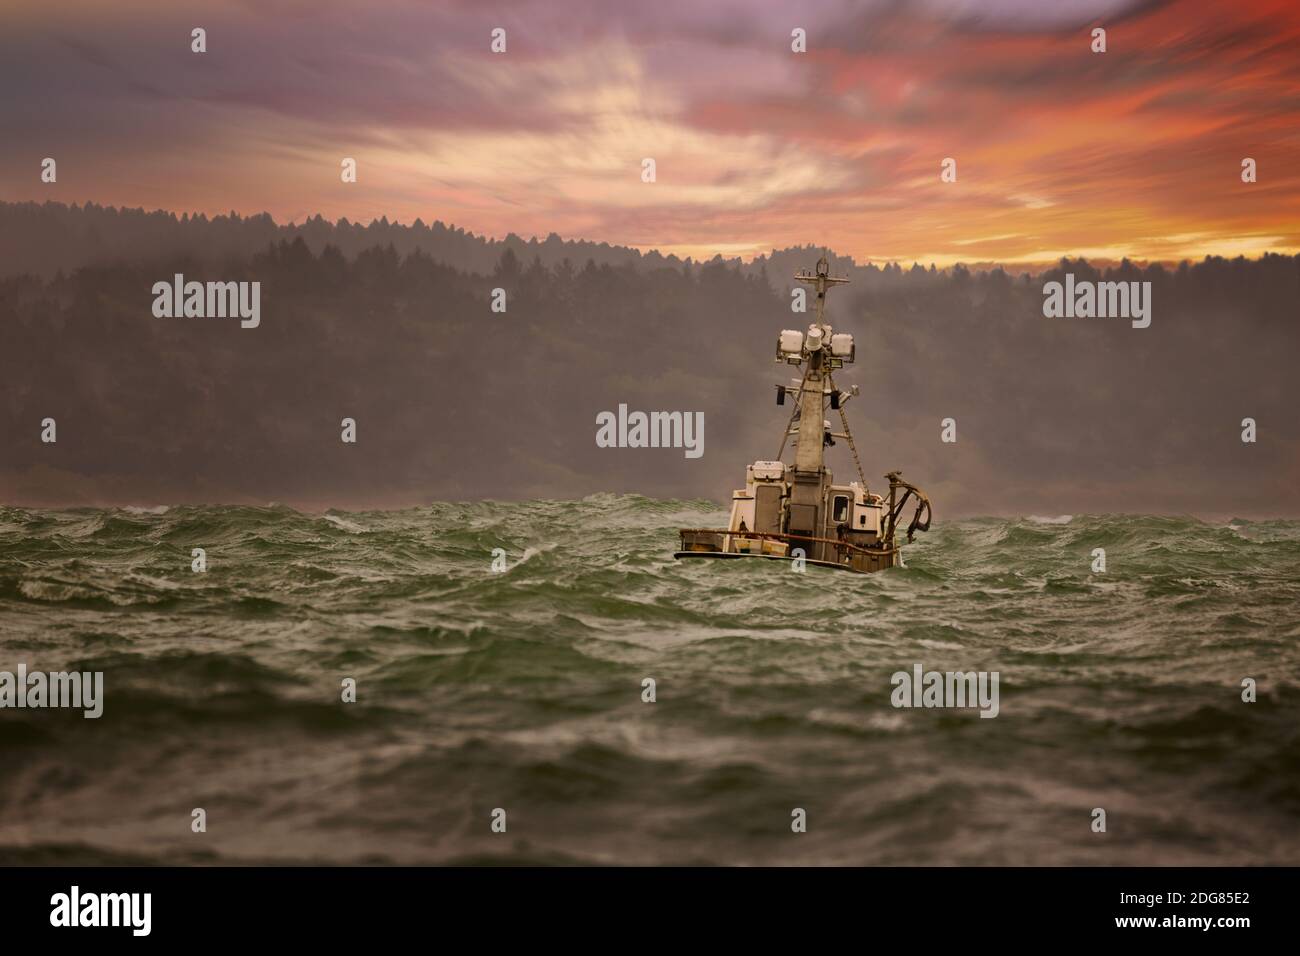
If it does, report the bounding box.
[675,255,931,573]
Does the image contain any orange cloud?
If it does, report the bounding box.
[0,0,1296,264]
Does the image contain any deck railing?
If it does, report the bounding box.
[677,528,900,559]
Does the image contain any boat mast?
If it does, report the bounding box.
[791,254,848,476]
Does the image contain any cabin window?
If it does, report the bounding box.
[832,495,850,523]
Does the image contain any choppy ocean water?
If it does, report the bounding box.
[0,496,1297,865]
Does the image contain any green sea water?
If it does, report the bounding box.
[0,496,1297,865]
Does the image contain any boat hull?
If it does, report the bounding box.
[675,528,900,574]
[673,550,873,573]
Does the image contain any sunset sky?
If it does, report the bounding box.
[2,0,1298,265]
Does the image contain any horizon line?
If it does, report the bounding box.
[6,197,1300,274]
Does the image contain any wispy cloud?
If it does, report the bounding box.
[1,0,1297,263]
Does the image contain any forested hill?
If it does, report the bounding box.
[1,203,1296,514]
[0,200,688,280]
[0,201,1012,287]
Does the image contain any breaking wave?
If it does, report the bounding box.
[0,499,1297,865]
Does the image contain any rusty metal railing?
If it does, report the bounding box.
[677,528,900,559]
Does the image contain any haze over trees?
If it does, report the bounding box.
[1,202,1296,516]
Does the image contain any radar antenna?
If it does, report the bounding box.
[794,252,849,328]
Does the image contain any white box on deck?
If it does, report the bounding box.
[854,503,882,535]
